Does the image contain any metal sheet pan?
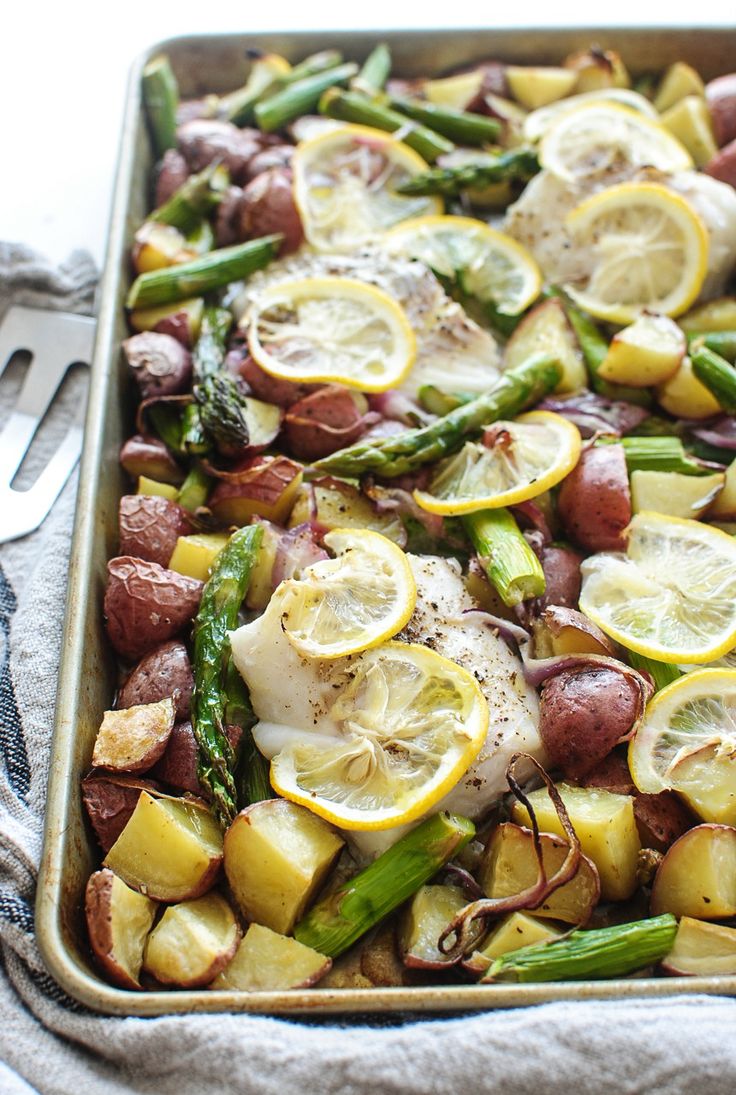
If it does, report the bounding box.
[36,25,736,1016]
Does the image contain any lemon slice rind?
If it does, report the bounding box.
[413,410,581,516]
[246,275,416,393]
[384,214,542,316]
[580,512,736,665]
[280,527,417,660]
[270,640,489,830]
[563,181,709,324]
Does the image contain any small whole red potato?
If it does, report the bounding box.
[82,773,161,853]
[122,332,192,400]
[284,386,372,460]
[540,665,644,778]
[239,167,304,254]
[537,545,584,610]
[558,443,632,552]
[705,138,736,188]
[116,639,194,720]
[154,149,190,206]
[706,73,736,147]
[119,435,184,486]
[118,495,193,567]
[104,557,203,661]
[177,119,263,184]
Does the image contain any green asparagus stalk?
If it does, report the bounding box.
[151,164,227,235]
[142,55,179,157]
[351,43,391,95]
[191,523,264,827]
[546,287,651,406]
[389,95,501,146]
[597,435,716,476]
[193,305,233,380]
[396,148,539,197]
[418,385,474,416]
[254,62,358,132]
[482,914,677,983]
[219,53,294,126]
[463,508,545,607]
[146,402,183,453]
[691,345,736,413]
[195,373,250,459]
[294,812,475,957]
[313,355,562,479]
[223,657,271,806]
[688,331,736,363]
[282,50,344,85]
[627,651,681,692]
[177,464,211,511]
[319,88,453,163]
[181,403,209,455]
[126,236,282,309]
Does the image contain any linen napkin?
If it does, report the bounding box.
[1,245,736,1095]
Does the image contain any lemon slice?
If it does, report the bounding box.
[579,512,736,664]
[384,214,542,316]
[413,410,581,516]
[246,275,416,392]
[292,124,442,253]
[540,102,693,184]
[270,641,489,830]
[279,528,416,659]
[523,88,658,143]
[629,668,736,824]
[563,182,709,323]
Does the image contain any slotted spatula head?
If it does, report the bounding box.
[0,305,95,543]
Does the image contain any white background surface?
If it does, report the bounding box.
[2,1,733,268]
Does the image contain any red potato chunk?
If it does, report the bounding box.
[122,332,192,400]
[239,167,304,255]
[116,639,194,720]
[706,73,736,147]
[558,443,632,552]
[705,138,736,188]
[118,495,193,567]
[150,721,242,798]
[85,869,158,990]
[284,386,373,460]
[154,148,190,206]
[177,120,263,184]
[537,545,583,610]
[82,773,161,853]
[245,144,294,181]
[119,435,184,486]
[104,557,203,661]
[540,666,644,779]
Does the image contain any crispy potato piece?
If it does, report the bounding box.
[478,822,600,924]
[661,916,736,976]
[104,791,223,902]
[224,799,343,935]
[211,923,331,991]
[399,885,468,969]
[512,784,641,900]
[465,911,563,975]
[143,891,240,988]
[82,773,161,853]
[92,697,175,774]
[116,640,193,721]
[85,869,157,990]
[651,824,736,919]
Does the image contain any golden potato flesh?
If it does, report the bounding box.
[474,911,563,968]
[85,869,157,990]
[143,891,240,988]
[223,799,344,935]
[211,923,331,991]
[479,822,600,924]
[651,824,736,919]
[661,916,736,976]
[399,885,468,969]
[513,784,641,900]
[92,697,175,773]
[104,791,223,902]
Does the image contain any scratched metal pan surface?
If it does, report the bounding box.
[36,25,736,1016]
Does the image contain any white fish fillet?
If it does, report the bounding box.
[230,553,543,859]
[504,166,736,304]
[233,249,501,397]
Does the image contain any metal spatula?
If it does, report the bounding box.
[0,305,95,544]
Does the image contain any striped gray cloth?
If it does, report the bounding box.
[2,246,736,1095]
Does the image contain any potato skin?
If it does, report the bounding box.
[122,332,192,400]
[119,434,184,486]
[118,495,192,567]
[284,386,371,460]
[540,666,642,779]
[117,639,194,720]
[82,773,160,852]
[706,74,736,147]
[151,721,242,797]
[155,148,190,206]
[85,869,143,990]
[239,167,304,254]
[558,443,632,552]
[177,119,263,184]
[538,545,583,610]
[705,138,736,187]
[104,556,203,661]
[230,349,318,407]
